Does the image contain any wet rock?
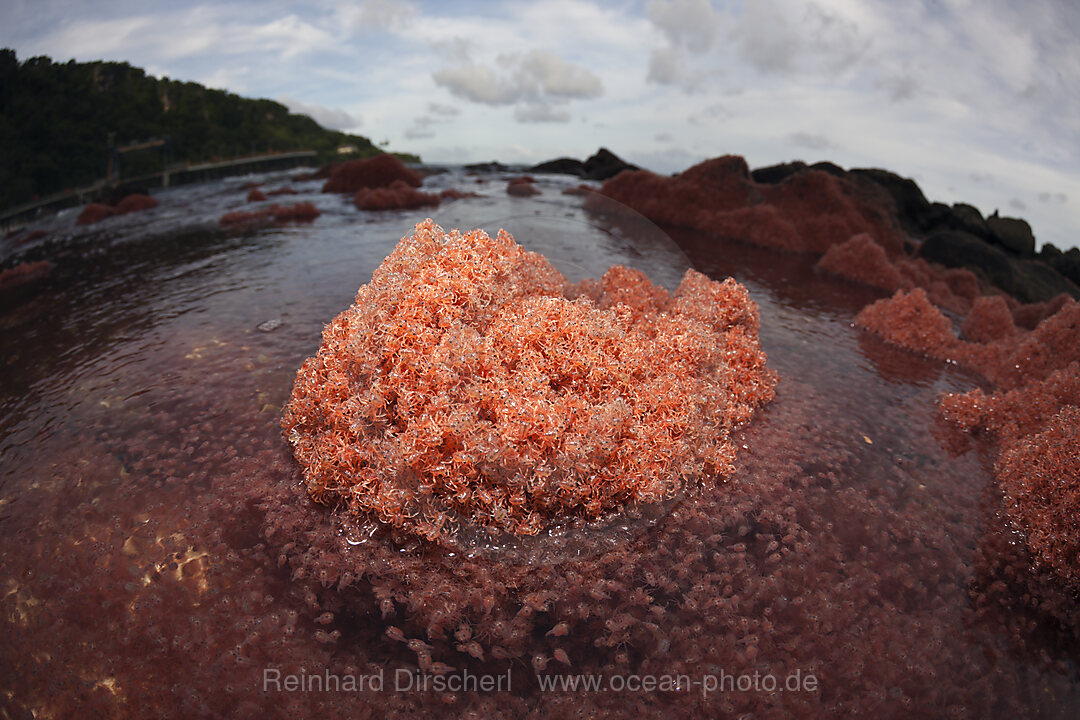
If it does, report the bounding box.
[1042,246,1080,286]
[582,148,638,180]
[750,161,808,185]
[919,230,1016,296]
[1010,257,1080,303]
[946,203,992,240]
[256,318,283,333]
[986,213,1035,257]
[849,168,934,236]
[464,161,510,173]
[530,157,586,176]
[529,149,638,181]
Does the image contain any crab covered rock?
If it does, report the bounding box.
[282,219,776,542]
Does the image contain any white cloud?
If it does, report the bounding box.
[645,0,718,88]
[278,95,359,131]
[514,103,571,123]
[732,0,868,75]
[432,49,601,124]
[339,0,417,33]
[198,66,249,93]
[647,0,717,52]
[433,63,515,104]
[25,16,151,59]
[647,46,682,85]
[517,50,602,98]
[687,103,733,125]
[2,0,1078,249]
[788,132,832,151]
[427,102,460,117]
[246,14,335,59]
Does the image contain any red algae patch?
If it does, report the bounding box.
[354,180,440,211]
[321,153,423,194]
[281,219,775,542]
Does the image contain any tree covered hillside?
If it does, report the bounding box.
[0,49,388,210]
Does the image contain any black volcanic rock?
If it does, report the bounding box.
[751,161,808,185]
[807,161,846,177]
[946,203,992,240]
[1041,246,1080,287]
[529,148,637,181]
[986,213,1036,257]
[920,230,1015,291]
[530,157,586,176]
[849,168,933,235]
[1010,258,1080,302]
[582,148,638,180]
[920,229,1079,303]
[750,160,845,184]
[464,161,510,173]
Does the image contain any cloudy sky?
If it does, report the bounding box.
[3,0,1079,249]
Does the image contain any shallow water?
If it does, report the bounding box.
[0,169,1076,719]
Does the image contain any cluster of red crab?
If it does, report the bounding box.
[281,219,775,542]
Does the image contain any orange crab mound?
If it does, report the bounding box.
[282,219,776,541]
[996,406,1080,582]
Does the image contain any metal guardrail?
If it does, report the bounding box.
[1,150,319,234]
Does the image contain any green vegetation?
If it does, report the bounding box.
[0,49,410,210]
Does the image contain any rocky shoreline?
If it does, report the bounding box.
[529,149,1078,304]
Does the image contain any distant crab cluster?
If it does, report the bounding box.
[281,219,775,542]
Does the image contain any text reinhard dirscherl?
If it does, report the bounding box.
[262,667,819,699]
